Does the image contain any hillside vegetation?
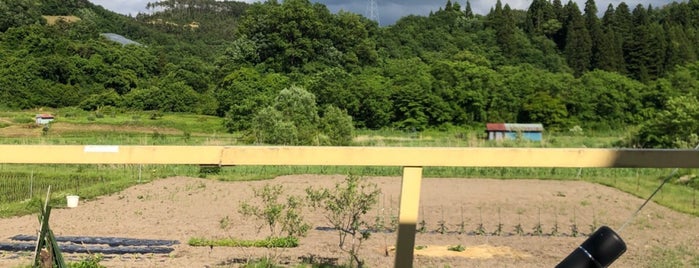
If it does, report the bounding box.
[0,0,698,148]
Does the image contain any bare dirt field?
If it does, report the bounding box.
[1,175,698,267]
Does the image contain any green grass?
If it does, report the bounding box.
[645,244,699,268]
[0,109,698,218]
[188,236,299,248]
[1,164,698,218]
[0,164,200,217]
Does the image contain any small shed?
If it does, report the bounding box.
[35,114,54,125]
[486,123,544,141]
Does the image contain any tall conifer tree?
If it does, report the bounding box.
[565,1,592,76]
[584,0,603,70]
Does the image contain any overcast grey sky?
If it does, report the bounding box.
[89,0,675,26]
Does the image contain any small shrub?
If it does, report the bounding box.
[447,245,465,252]
[492,207,503,236]
[58,106,84,118]
[219,216,232,231]
[98,106,118,117]
[417,219,427,233]
[87,115,96,121]
[240,184,310,238]
[474,223,486,235]
[533,208,543,236]
[551,212,560,236]
[67,254,106,268]
[150,111,163,120]
[436,219,448,234]
[199,165,221,178]
[307,175,380,268]
[514,223,524,236]
[532,223,543,236]
[242,257,282,268]
[12,117,33,124]
[457,206,466,235]
[570,208,579,237]
[474,207,486,235]
[151,131,164,140]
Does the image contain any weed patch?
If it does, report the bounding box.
[188,236,299,248]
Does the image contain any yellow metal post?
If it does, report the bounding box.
[394,166,423,268]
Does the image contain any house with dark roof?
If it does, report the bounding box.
[486,123,544,141]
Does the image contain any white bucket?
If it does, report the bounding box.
[66,195,79,208]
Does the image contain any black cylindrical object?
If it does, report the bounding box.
[556,226,627,268]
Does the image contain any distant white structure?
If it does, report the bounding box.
[366,0,380,25]
[35,114,54,125]
[100,33,142,46]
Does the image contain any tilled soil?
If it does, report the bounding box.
[1,175,697,267]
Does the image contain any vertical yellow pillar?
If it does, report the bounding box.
[394,166,423,268]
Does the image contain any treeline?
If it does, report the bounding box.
[1,0,698,147]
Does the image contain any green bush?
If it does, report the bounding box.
[188,236,299,248]
[447,244,465,252]
[12,116,33,124]
[68,254,106,268]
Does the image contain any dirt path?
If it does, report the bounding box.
[1,175,697,267]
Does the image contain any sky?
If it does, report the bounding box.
[88,0,675,26]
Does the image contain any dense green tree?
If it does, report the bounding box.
[665,25,697,71]
[632,95,699,148]
[79,90,122,111]
[549,0,566,48]
[520,91,568,128]
[350,71,392,129]
[666,62,699,96]
[564,2,591,76]
[252,106,298,145]
[596,4,625,73]
[525,0,554,35]
[578,70,644,126]
[122,80,202,113]
[218,67,289,131]
[491,2,517,56]
[236,0,376,72]
[584,0,603,70]
[320,105,354,146]
[1,0,699,136]
[250,86,354,145]
[0,0,44,32]
[464,0,473,18]
[273,86,321,144]
[625,5,668,82]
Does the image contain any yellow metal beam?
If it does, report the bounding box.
[394,167,423,268]
[1,145,699,168]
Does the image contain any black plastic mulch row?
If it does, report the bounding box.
[10,235,179,247]
[0,242,174,254]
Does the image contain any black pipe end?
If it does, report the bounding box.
[556,226,627,268]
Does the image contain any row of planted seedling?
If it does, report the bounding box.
[368,203,604,238]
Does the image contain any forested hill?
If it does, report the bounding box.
[1,0,699,148]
